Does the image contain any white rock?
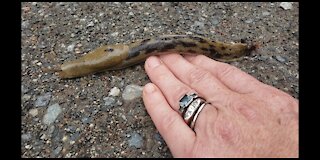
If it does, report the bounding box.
[67,44,75,52]
[280,2,293,10]
[122,85,143,101]
[109,87,121,97]
[29,108,38,117]
[111,32,119,37]
[43,103,62,125]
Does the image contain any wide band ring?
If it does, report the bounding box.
[190,102,209,129]
[183,98,206,125]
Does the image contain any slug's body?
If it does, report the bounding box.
[58,35,256,79]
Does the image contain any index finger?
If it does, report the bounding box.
[184,55,263,94]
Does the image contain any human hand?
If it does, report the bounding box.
[142,53,298,158]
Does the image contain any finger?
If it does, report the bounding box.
[142,83,195,156]
[159,53,234,103]
[184,54,262,94]
[144,56,196,112]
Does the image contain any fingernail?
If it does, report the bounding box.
[144,83,155,93]
[147,56,161,68]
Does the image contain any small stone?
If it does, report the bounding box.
[262,11,270,16]
[81,117,92,124]
[29,108,38,117]
[36,62,42,66]
[43,103,62,125]
[103,97,116,107]
[211,17,220,25]
[280,2,293,10]
[67,44,75,52]
[245,19,253,23]
[21,133,32,141]
[25,145,32,149]
[48,125,55,135]
[258,55,269,61]
[275,55,286,63]
[122,85,143,101]
[35,92,52,107]
[87,21,94,27]
[22,21,29,29]
[185,31,192,35]
[111,32,119,37]
[65,126,76,133]
[52,146,62,156]
[128,12,134,16]
[22,94,31,101]
[62,135,68,142]
[70,33,75,37]
[128,132,143,148]
[89,124,94,128]
[109,87,120,97]
[194,21,204,28]
[21,85,29,94]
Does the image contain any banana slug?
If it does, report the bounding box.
[58,35,257,79]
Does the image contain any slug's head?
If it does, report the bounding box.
[214,42,259,61]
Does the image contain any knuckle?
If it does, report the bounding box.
[188,67,212,85]
[219,65,238,80]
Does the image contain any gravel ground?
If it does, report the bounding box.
[21,2,299,158]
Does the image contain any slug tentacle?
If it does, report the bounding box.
[58,35,255,79]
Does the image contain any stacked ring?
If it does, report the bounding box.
[179,93,209,130]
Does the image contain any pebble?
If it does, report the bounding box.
[22,94,32,101]
[52,146,62,156]
[211,17,220,25]
[193,21,204,28]
[43,103,62,125]
[35,92,52,107]
[87,21,94,27]
[280,2,293,10]
[22,21,29,29]
[81,117,92,124]
[275,55,286,63]
[65,126,77,133]
[245,19,253,24]
[22,133,32,141]
[67,44,75,52]
[258,55,269,61]
[21,85,29,94]
[128,11,134,17]
[29,108,38,117]
[128,132,143,148]
[262,11,270,16]
[122,85,143,101]
[111,32,119,37]
[108,87,120,97]
[103,97,116,107]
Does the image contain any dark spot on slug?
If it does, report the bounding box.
[128,42,177,59]
[187,49,196,53]
[105,48,114,52]
[160,37,171,41]
[221,46,226,50]
[140,38,150,44]
[189,36,207,43]
[211,40,215,43]
[200,47,209,52]
[179,41,197,47]
[209,44,215,48]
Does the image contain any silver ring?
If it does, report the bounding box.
[183,98,206,125]
[190,102,208,129]
[179,93,199,114]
